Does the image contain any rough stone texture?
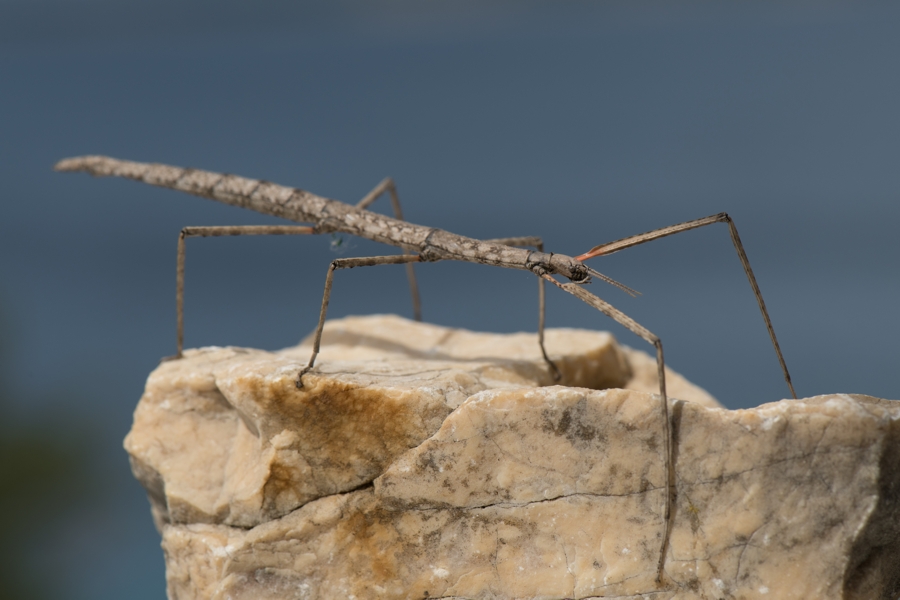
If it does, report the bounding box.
[125,315,716,531]
[125,315,900,600]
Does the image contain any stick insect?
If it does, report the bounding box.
[55,155,796,585]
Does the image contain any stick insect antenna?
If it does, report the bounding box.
[583,266,642,298]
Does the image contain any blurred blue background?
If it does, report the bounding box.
[1,1,898,597]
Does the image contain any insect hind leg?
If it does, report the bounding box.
[169,225,315,361]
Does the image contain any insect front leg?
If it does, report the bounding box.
[296,253,422,389]
[542,275,674,585]
[170,225,315,360]
[576,213,796,399]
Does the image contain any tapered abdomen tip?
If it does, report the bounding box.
[55,156,100,173]
[53,155,115,174]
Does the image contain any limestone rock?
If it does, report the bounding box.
[125,315,716,530]
[125,315,900,599]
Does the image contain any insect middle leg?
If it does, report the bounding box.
[576,212,797,399]
[484,236,561,381]
[296,253,422,389]
[172,225,315,359]
[356,178,422,322]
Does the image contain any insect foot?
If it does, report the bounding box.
[295,366,314,389]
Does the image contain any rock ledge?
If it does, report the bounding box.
[124,315,900,600]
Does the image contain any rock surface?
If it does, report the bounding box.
[125,315,900,600]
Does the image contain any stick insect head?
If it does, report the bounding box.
[538,254,639,297]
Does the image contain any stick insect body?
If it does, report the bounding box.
[55,155,796,586]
